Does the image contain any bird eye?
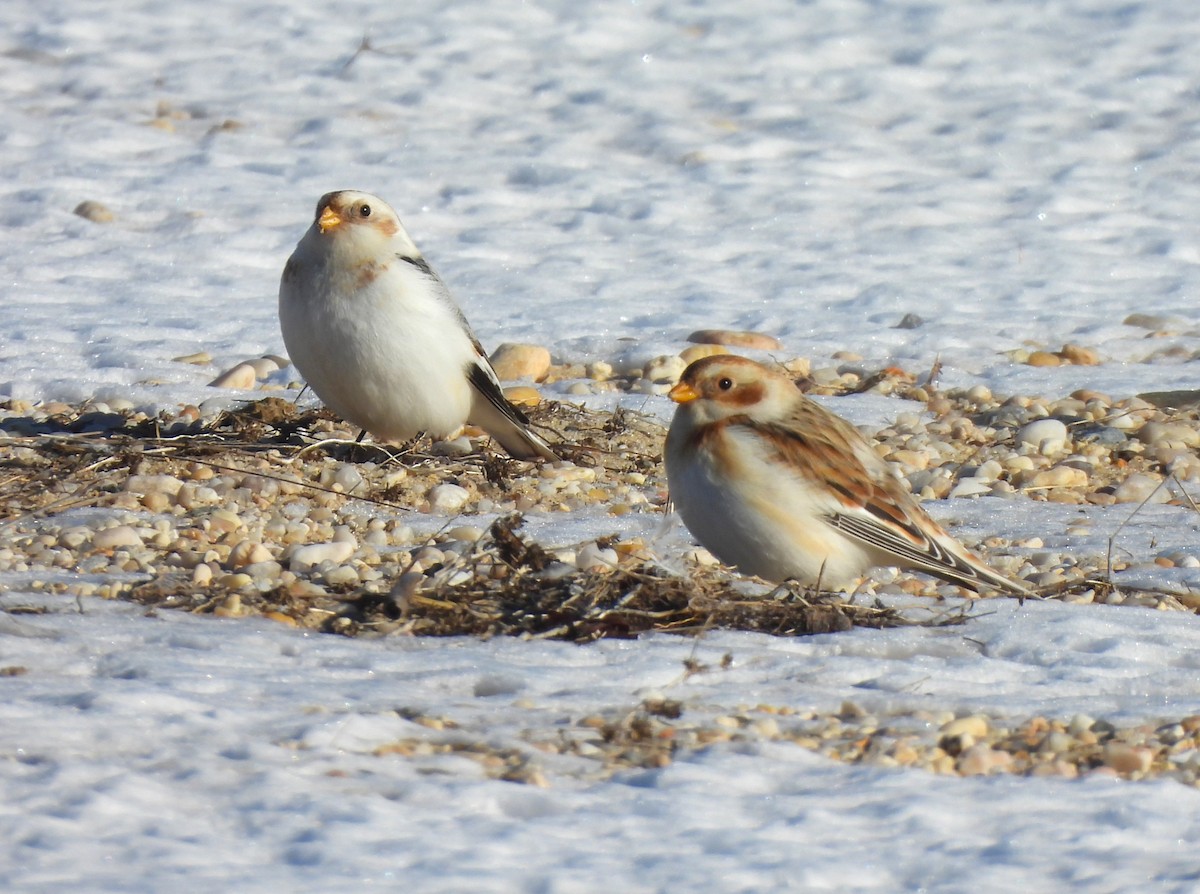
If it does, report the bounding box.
[358,204,371,218]
[717,377,733,391]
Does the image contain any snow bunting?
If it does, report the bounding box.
[665,355,1029,595]
[278,189,558,461]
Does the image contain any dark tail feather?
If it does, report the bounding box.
[466,361,559,461]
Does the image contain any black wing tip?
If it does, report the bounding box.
[467,362,532,423]
[827,511,1030,597]
[465,361,559,461]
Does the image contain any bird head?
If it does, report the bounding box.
[306,190,420,262]
[668,355,796,425]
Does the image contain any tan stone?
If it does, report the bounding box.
[1059,343,1101,365]
[940,715,989,740]
[208,363,258,389]
[503,386,542,407]
[643,354,687,384]
[488,343,551,382]
[686,329,783,351]
[1103,742,1154,775]
[93,526,144,551]
[73,200,114,223]
[679,344,731,366]
[173,351,212,365]
[1026,351,1062,367]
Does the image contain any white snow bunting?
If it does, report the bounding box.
[665,355,1030,595]
[279,189,558,461]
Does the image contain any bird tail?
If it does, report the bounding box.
[827,510,1031,598]
[466,363,559,461]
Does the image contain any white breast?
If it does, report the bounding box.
[666,424,876,586]
[280,256,474,440]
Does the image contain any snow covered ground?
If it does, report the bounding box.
[3,0,1200,890]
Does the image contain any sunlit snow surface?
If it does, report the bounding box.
[2,0,1200,890]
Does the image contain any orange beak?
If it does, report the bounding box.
[317,205,342,233]
[668,381,700,404]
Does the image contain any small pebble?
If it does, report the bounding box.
[643,354,687,384]
[92,526,144,551]
[290,541,356,572]
[1124,312,1177,330]
[586,360,614,381]
[1059,344,1100,365]
[1016,419,1069,455]
[427,483,471,513]
[1112,473,1170,504]
[686,329,783,351]
[430,436,475,457]
[489,343,551,381]
[1026,351,1062,367]
[940,716,989,740]
[503,386,542,407]
[244,356,282,378]
[679,344,731,365]
[173,351,213,365]
[74,200,115,223]
[957,744,1013,776]
[445,526,486,544]
[575,542,619,572]
[1103,742,1154,775]
[228,540,272,569]
[208,363,258,389]
[1136,422,1200,449]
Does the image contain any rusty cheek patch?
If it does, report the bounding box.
[722,381,765,408]
[372,216,399,238]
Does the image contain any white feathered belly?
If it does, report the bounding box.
[281,277,472,440]
[667,428,875,587]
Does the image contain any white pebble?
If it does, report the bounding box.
[322,565,360,587]
[1136,421,1200,449]
[410,546,446,569]
[241,561,283,581]
[949,478,993,499]
[973,460,1004,482]
[208,363,259,389]
[58,527,92,549]
[332,464,364,493]
[575,542,619,572]
[92,526,144,551]
[431,436,475,457]
[125,474,185,496]
[289,540,356,572]
[586,361,614,381]
[632,378,670,395]
[228,540,272,569]
[445,525,486,544]
[1112,473,1170,504]
[1016,419,1069,455]
[427,483,471,513]
[245,356,282,378]
[642,354,687,384]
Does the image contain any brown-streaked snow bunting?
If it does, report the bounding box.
[279,189,558,461]
[664,355,1030,596]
